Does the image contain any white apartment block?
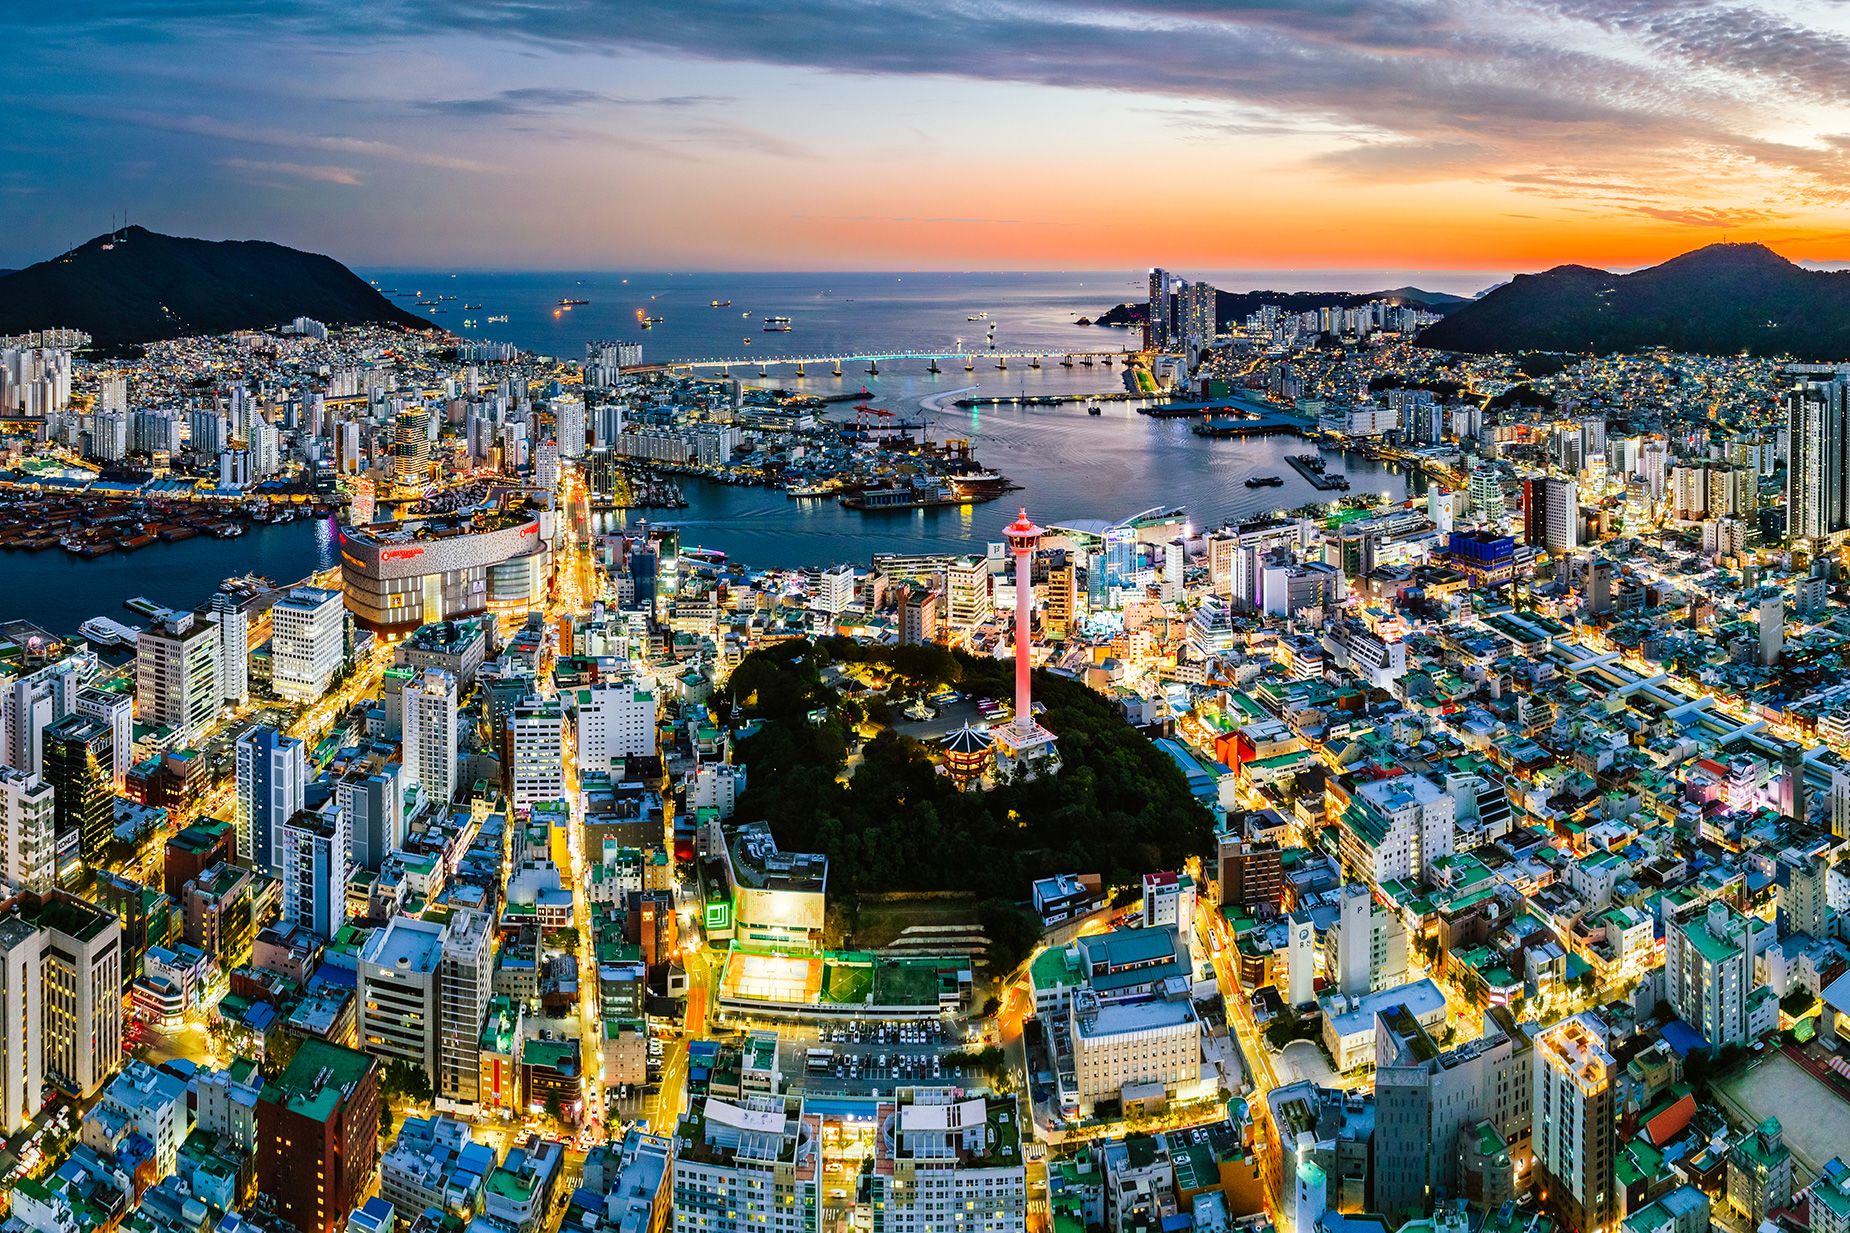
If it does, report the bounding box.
[135,614,222,744]
[403,667,459,810]
[512,698,566,809]
[270,586,344,703]
[0,768,55,893]
[572,682,657,777]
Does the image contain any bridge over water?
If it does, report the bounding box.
[645,348,1139,378]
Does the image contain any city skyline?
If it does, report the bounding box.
[13,1,1850,272]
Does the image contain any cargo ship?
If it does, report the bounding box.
[763,315,793,332]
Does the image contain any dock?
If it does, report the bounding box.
[1285,454,1350,491]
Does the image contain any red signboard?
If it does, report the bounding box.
[381,547,424,561]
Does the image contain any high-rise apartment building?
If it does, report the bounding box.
[1,657,85,777]
[1532,1014,1615,1233]
[813,564,856,616]
[1664,899,1771,1048]
[510,696,566,809]
[207,591,250,705]
[135,614,221,744]
[1787,375,1850,542]
[863,1090,1029,1233]
[26,894,124,1100]
[235,726,307,873]
[402,667,459,811]
[278,804,349,939]
[270,586,344,702]
[672,1095,818,1233]
[1522,476,1580,554]
[1145,268,1173,351]
[0,768,54,893]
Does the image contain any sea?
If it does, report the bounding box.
[13,269,1492,635]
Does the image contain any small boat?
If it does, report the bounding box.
[558,297,589,306]
[763,315,793,332]
[463,303,483,309]
[1244,475,1285,488]
[1087,405,1102,416]
[488,315,508,323]
[711,299,733,308]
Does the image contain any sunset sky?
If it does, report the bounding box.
[12,0,1850,277]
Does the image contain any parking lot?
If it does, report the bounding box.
[779,1019,971,1096]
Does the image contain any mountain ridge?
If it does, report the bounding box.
[0,226,434,351]
[1416,242,1850,358]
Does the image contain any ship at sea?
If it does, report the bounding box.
[763,315,793,332]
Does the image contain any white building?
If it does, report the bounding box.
[572,681,657,777]
[207,592,250,705]
[0,918,43,1134]
[1532,1014,1616,1233]
[135,614,222,744]
[814,565,856,616]
[438,908,492,1109]
[92,1059,191,1176]
[866,1091,1029,1233]
[403,667,459,811]
[1343,774,1456,887]
[1069,992,1201,1118]
[2,657,85,777]
[358,915,445,1075]
[0,768,55,893]
[671,1096,818,1233]
[73,687,132,791]
[270,586,344,703]
[511,697,566,809]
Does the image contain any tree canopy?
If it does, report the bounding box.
[724,638,1214,901]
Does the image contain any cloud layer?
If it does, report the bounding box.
[8,0,1850,268]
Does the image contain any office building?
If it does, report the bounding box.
[572,681,657,777]
[946,557,992,635]
[42,714,113,868]
[256,1038,380,1233]
[0,767,55,893]
[337,754,403,873]
[402,667,459,810]
[278,804,349,939]
[270,586,345,702]
[358,914,445,1076]
[1069,990,1200,1118]
[1532,1014,1615,1233]
[1374,1008,1532,1220]
[235,726,307,873]
[135,614,222,744]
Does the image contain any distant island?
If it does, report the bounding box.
[0,226,434,353]
[1416,242,1850,359]
[1087,285,1469,331]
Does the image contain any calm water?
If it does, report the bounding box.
[8,272,1448,631]
[6,519,340,636]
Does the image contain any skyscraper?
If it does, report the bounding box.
[1533,1014,1616,1233]
[1522,477,1580,554]
[1145,267,1173,351]
[393,407,431,494]
[73,686,131,792]
[1786,375,1850,542]
[235,726,307,873]
[403,667,459,811]
[438,908,491,1108]
[207,590,251,705]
